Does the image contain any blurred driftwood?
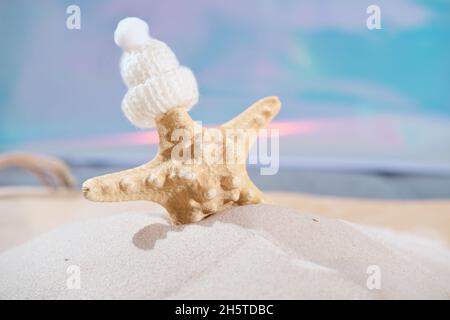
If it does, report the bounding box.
[0,153,76,188]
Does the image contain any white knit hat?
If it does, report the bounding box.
[114,17,199,128]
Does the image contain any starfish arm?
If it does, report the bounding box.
[82,160,165,203]
[220,96,281,157]
[220,96,281,131]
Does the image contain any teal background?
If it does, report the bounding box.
[0,0,449,166]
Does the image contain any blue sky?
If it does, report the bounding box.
[0,0,449,157]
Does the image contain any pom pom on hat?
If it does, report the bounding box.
[114,17,199,128]
[114,17,150,51]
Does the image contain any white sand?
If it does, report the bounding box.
[0,204,449,299]
[2,188,450,252]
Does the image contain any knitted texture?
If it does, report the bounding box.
[115,17,199,128]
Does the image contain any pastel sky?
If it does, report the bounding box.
[0,0,449,162]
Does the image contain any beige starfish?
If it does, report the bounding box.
[82,96,281,224]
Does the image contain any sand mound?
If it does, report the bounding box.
[0,204,449,299]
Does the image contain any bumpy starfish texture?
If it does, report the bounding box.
[82,96,281,224]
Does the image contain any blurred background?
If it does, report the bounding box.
[1,0,450,198]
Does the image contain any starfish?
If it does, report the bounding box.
[82,96,281,224]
